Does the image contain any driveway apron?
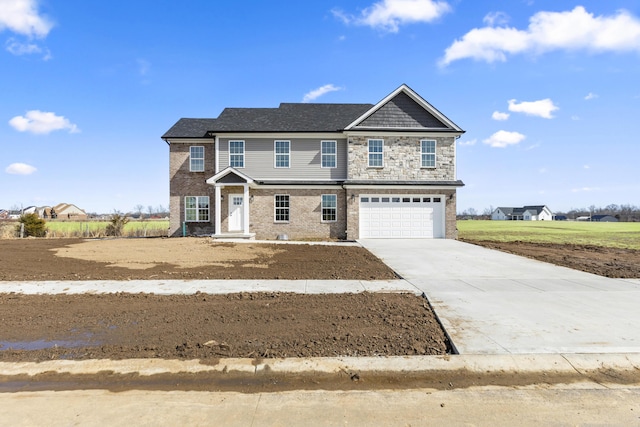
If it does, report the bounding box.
[359,239,640,354]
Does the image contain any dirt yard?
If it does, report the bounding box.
[1,237,637,363]
[0,238,451,362]
[0,238,398,281]
[462,240,640,279]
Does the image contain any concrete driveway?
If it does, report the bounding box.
[359,239,640,354]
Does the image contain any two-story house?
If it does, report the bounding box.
[162,84,465,240]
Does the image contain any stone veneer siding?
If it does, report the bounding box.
[345,188,458,240]
[169,141,215,237]
[348,136,455,181]
[248,188,347,240]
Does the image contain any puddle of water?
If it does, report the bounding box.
[0,333,101,351]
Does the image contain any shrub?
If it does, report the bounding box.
[105,212,130,237]
[17,213,47,237]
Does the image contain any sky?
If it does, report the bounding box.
[1,0,640,215]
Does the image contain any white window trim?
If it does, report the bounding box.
[274,194,290,223]
[321,140,337,169]
[274,140,290,168]
[321,194,337,223]
[185,196,210,222]
[421,139,437,169]
[189,146,205,172]
[368,139,384,168]
[229,140,245,168]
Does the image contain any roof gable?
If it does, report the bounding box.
[206,167,254,185]
[345,84,463,132]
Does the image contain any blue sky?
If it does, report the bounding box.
[2,0,639,214]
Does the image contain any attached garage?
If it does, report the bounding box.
[359,195,445,238]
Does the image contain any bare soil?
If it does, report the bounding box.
[462,239,640,279]
[0,238,451,362]
[1,237,636,363]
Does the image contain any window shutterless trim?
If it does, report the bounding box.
[274,194,290,223]
[321,140,337,169]
[368,139,384,168]
[229,140,245,168]
[421,139,436,168]
[274,140,290,168]
[321,194,337,222]
[189,146,205,172]
[185,196,210,222]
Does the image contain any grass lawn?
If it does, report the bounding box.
[457,220,640,250]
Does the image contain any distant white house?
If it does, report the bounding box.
[492,205,553,221]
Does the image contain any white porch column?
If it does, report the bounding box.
[214,185,222,236]
[243,184,250,235]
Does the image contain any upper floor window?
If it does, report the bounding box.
[229,140,245,168]
[368,139,383,167]
[421,140,436,168]
[321,194,337,222]
[321,140,337,168]
[274,194,290,222]
[274,140,290,168]
[189,146,204,172]
[185,196,209,222]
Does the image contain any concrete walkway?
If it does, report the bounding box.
[359,239,640,354]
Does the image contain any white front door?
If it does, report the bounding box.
[228,194,244,231]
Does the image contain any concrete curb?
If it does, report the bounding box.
[1,354,639,381]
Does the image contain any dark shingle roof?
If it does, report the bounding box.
[162,118,217,139]
[162,103,374,138]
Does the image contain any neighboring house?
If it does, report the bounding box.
[51,203,88,220]
[0,209,8,220]
[162,84,465,240]
[591,215,618,222]
[492,205,553,221]
[553,215,567,221]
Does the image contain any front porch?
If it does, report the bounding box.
[206,167,254,238]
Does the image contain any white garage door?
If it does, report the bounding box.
[359,195,445,238]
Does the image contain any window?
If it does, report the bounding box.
[274,194,290,222]
[368,139,383,167]
[190,146,204,172]
[229,140,245,168]
[185,196,209,222]
[274,140,290,168]
[321,141,337,168]
[421,140,436,168]
[321,194,337,222]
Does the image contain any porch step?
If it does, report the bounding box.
[211,233,256,240]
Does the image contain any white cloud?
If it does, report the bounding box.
[492,111,510,121]
[333,0,451,33]
[538,167,548,174]
[483,11,510,27]
[508,98,558,119]
[458,138,476,146]
[583,164,591,169]
[483,130,526,148]
[0,0,53,37]
[302,84,343,102]
[5,36,50,59]
[440,6,640,66]
[5,162,37,175]
[9,110,80,134]
[584,92,598,100]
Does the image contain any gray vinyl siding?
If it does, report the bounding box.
[219,138,347,180]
